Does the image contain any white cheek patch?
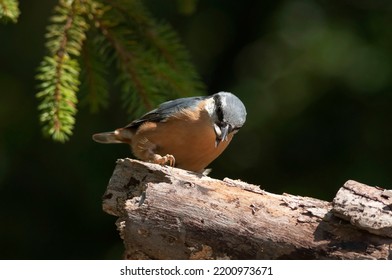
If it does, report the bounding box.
[204,98,215,117]
[219,92,229,108]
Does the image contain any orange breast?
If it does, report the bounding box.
[132,103,233,172]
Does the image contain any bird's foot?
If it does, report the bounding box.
[152,154,175,167]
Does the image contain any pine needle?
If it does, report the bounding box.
[36,0,89,142]
[0,0,20,23]
[35,0,205,142]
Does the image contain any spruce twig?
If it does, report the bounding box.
[36,0,89,142]
[80,32,109,112]
[35,0,205,142]
[0,0,20,23]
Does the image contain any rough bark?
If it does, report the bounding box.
[332,180,392,238]
[102,158,392,260]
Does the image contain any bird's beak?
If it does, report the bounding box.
[214,124,229,147]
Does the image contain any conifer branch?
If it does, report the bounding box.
[102,23,153,112]
[99,0,205,114]
[92,4,155,114]
[106,0,204,92]
[36,0,89,142]
[35,0,205,142]
[80,33,109,112]
[0,0,20,23]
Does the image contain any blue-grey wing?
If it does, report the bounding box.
[125,96,207,128]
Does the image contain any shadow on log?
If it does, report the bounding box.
[102,158,392,260]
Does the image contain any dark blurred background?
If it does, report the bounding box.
[1,0,392,259]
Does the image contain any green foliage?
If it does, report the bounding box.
[95,0,205,115]
[35,0,205,142]
[0,0,20,23]
[36,0,89,142]
[80,33,110,113]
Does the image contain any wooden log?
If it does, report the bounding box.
[332,180,392,238]
[102,158,392,260]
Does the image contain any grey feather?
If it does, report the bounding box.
[125,96,208,128]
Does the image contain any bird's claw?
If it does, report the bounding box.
[153,154,175,167]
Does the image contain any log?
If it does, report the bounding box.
[332,180,392,238]
[102,158,392,260]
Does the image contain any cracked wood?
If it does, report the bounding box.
[102,158,392,259]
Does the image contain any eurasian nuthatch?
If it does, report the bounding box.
[92,91,247,173]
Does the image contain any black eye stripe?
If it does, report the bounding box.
[213,94,224,122]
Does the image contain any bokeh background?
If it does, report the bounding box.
[1,0,392,259]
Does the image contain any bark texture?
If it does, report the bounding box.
[332,180,392,238]
[102,158,392,260]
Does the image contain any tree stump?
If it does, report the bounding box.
[102,158,392,259]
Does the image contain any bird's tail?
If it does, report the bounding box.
[92,131,120,143]
[92,129,133,144]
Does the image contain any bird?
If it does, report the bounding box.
[92,91,247,173]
